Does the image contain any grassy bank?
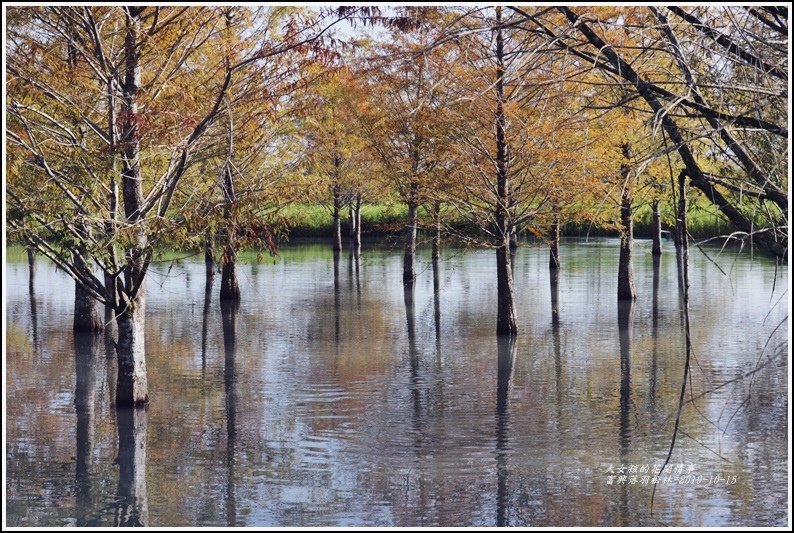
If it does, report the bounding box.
[280,201,734,241]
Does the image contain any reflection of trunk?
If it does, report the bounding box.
[353,252,361,307]
[617,300,633,522]
[403,180,419,285]
[650,255,661,409]
[74,252,103,333]
[551,268,563,415]
[617,301,634,457]
[617,145,636,301]
[495,334,516,527]
[220,299,238,527]
[333,250,341,345]
[432,200,441,263]
[651,200,662,256]
[115,300,148,406]
[404,284,421,432]
[75,333,101,527]
[201,282,212,372]
[494,7,517,336]
[29,273,39,351]
[433,256,441,345]
[549,215,561,270]
[115,406,148,527]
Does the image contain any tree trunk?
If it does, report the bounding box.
[219,244,240,301]
[549,215,561,270]
[562,9,786,259]
[115,299,148,406]
[675,172,690,292]
[403,181,419,285]
[550,267,560,326]
[74,252,103,333]
[27,247,35,293]
[496,241,518,336]
[205,229,215,290]
[354,194,362,253]
[494,7,518,336]
[332,184,343,253]
[117,8,149,407]
[348,194,362,257]
[651,200,663,256]
[219,164,240,301]
[617,144,636,301]
[432,200,441,263]
[115,406,148,526]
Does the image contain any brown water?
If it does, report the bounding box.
[5,239,788,526]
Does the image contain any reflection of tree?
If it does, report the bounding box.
[29,257,38,352]
[496,336,516,526]
[74,333,103,526]
[617,301,634,524]
[433,257,441,349]
[221,299,239,526]
[334,250,341,345]
[115,406,148,526]
[404,284,423,441]
[649,255,661,412]
[201,280,212,373]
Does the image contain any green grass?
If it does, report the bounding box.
[279,202,411,237]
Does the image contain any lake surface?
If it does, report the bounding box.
[5,239,788,527]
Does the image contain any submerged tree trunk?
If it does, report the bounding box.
[403,180,419,285]
[354,195,362,252]
[116,7,149,406]
[115,406,148,526]
[549,215,561,270]
[651,200,663,256]
[115,300,148,406]
[332,183,343,253]
[617,144,636,301]
[432,200,441,263]
[494,7,517,336]
[27,247,35,293]
[219,245,239,301]
[349,193,362,257]
[675,172,690,292]
[74,252,103,333]
[219,165,240,301]
[205,229,215,290]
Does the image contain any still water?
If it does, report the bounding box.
[5,239,788,526]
